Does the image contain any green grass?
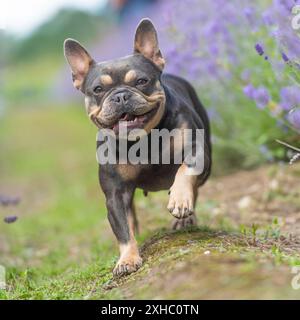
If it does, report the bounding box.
[1,105,300,299]
[0,105,116,299]
[3,58,62,106]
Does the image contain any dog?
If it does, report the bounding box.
[64,18,212,276]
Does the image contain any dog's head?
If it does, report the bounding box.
[64,18,166,138]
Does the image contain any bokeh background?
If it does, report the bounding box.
[2,0,300,172]
[1,0,300,299]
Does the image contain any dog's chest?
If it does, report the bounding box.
[116,162,179,191]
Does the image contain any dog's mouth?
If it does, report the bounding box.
[91,89,166,134]
[111,105,159,133]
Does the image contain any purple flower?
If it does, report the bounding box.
[244,84,270,109]
[241,69,251,82]
[255,43,264,56]
[4,216,18,224]
[253,86,270,109]
[244,7,260,31]
[281,52,289,62]
[280,86,300,111]
[288,109,300,129]
[262,10,274,26]
[243,84,255,99]
[279,32,300,60]
[0,195,20,206]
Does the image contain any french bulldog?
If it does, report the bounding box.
[64,18,211,276]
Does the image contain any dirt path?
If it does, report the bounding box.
[102,163,300,299]
[201,164,300,236]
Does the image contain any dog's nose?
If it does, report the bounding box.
[112,91,132,104]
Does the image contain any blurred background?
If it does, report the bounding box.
[1,0,299,174]
[1,0,300,299]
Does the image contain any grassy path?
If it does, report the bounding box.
[1,106,300,299]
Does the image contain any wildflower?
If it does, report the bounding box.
[243,84,255,99]
[253,86,270,109]
[281,52,289,62]
[255,43,264,56]
[262,10,274,26]
[4,216,18,224]
[288,108,300,129]
[0,195,20,206]
[244,7,260,31]
[280,86,300,111]
[241,69,251,82]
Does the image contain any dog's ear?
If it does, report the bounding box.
[134,18,165,71]
[64,39,95,90]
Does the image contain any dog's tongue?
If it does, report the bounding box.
[121,113,135,121]
[113,114,134,131]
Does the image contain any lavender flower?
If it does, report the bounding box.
[0,195,20,206]
[243,84,255,99]
[288,108,300,129]
[253,86,270,109]
[244,6,261,31]
[241,69,251,82]
[4,216,18,224]
[281,52,289,63]
[280,86,300,111]
[262,10,274,26]
[255,43,264,56]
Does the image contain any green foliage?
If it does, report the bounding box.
[3,58,60,105]
[9,9,111,63]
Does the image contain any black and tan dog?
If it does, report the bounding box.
[64,19,211,276]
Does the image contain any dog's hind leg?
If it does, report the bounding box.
[130,201,140,235]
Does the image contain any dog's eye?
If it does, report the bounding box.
[93,86,103,94]
[136,78,149,86]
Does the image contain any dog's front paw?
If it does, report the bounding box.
[167,187,194,219]
[172,213,197,230]
[113,254,143,277]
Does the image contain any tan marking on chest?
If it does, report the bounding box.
[117,164,141,181]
